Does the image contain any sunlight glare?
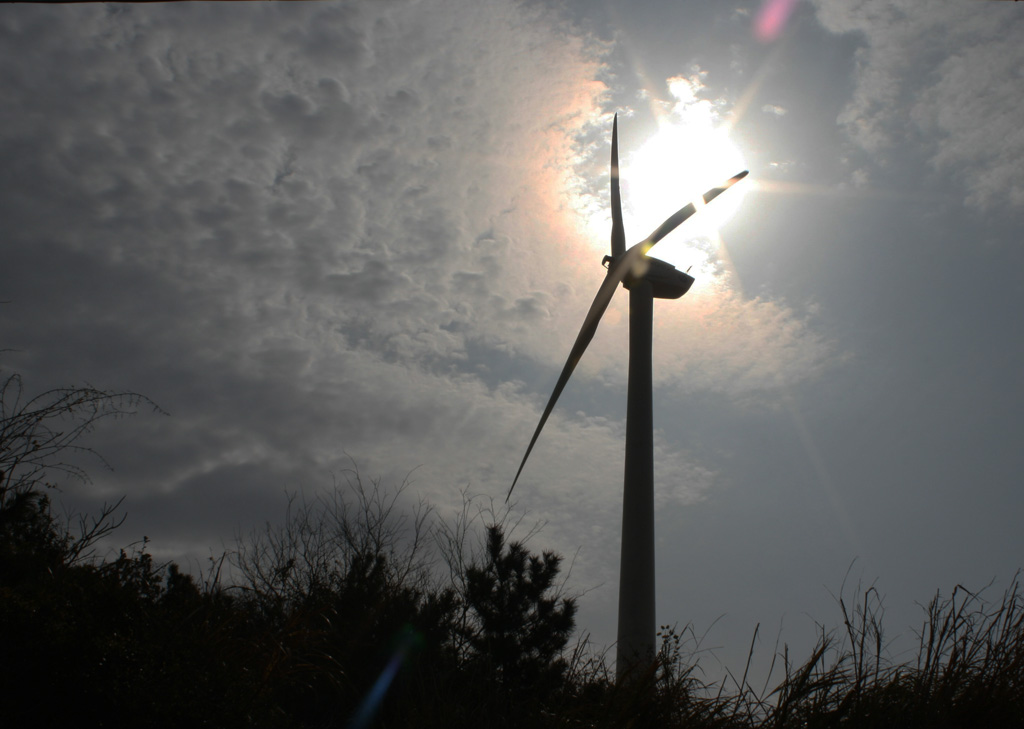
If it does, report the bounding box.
[622,120,747,269]
[575,74,749,279]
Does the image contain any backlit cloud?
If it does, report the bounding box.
[811,0,1024,211]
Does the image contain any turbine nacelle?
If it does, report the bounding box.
[602,253,695,299]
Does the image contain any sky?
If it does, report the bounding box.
[2,0,1023,685]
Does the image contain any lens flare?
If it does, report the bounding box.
[755,0,799,41]
[348,625,422,729]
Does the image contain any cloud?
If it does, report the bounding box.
[0,0,604,515]
[811,0,1024,211]
[0,0,833,617]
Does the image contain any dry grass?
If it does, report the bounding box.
[579,574,1024,729]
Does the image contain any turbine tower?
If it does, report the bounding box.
[508,115,747,678]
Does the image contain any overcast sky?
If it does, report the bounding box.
[2,0,1023,683]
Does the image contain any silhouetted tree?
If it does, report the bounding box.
[463,524,577,692]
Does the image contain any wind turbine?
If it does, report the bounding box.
[507,115,747,678]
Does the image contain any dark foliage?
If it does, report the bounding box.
[3,369,1024,728]
[463,525,576,693]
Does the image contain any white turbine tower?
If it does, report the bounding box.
[508,115,747,678]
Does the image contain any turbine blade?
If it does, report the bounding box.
[646,170,749,246]
[507,258,632,500]
[507,168,749,499]
[610,115,626,259]
[702,169,749,205]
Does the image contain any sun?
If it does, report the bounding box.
[620,118,747,268]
